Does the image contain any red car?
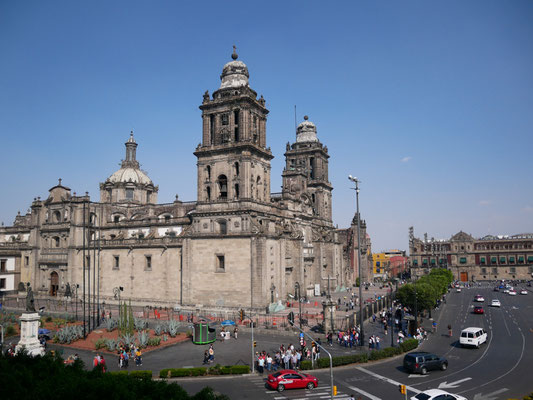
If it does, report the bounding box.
[266,369,318,392]
[473,306,484,314]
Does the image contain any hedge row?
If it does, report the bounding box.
[160,365,250,378]
[109,370,153,379]
[300,339,419,370]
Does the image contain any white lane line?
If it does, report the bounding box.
[345,385,382,400]
[355,366,421,394]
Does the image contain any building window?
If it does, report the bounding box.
[126,188,134,200]
[221,114,229,125]
[0,260,5,273]
[145,255,152,271]
[54,211,61,223]
[234,184,239,199]
[206,186,211,201]
[210,115,215,144]
[113,256,119,270]
[510,267,516,273]
[216,254,225,272]
[218,220,227,235]
[218,175,228,199]
[114,215,121,223]
[492,267,498,274]
[481,268,487,274]
[147,191,152,203]
[25,256,29,267]
[234,109,240,142]
[54,237,60,248]
[234,162,239,176]
[0,278,5,289]
[206,165,211,181]
[85,255,90,269]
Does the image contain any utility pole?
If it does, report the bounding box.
[348,175,364,346]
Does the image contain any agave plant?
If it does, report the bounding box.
[162,334,168,342]
[154,324,163,336]
[137,330,149,348]
[121,333,135,347]
[105,318,118,332]
[105,338,117,352]
[134,318,148,331]
[168,320,180,337]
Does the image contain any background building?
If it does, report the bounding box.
[409,227,533,281]
[0,50,352,310]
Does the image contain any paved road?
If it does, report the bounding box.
[174,282,533,399]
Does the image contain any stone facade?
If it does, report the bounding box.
[0,50,353,310]
[409,228,533,281]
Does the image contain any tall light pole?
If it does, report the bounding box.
[295,282,302,331]
[348,175,364,347]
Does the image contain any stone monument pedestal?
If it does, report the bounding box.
[16,313,44,357]
[322,299,336,333]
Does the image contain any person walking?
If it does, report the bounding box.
[448,324,453,337]
[432,320,437,333]
[234,326,238,339]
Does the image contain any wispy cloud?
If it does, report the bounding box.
[401,156,412,163]
[523,205,533,213]
[479,200,491,206]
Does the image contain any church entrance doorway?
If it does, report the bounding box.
[50,271,59,296]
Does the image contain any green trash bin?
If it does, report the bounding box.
[192,322,216,345]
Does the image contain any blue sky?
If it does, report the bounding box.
[1,1,532,251]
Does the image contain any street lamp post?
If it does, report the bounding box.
[295,282,302,330]
[348,175,364,347]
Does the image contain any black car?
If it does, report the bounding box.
[403,352,448,375]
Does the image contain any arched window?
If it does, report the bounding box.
[53,211,61,223]
[234,162,239,176]
[206,165,211,181]
[234,184,239,199]
[53,236,60,248]
[206,186,211,201]
[218,175,228,199]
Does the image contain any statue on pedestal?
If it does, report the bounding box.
[26,283,35,312]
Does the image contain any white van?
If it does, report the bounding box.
[460,327,487,348]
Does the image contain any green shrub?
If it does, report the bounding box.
[109,370,129,377]
[190,367,207,376]
[399,339,419,352]
[6,325,16,336]
[129,370,152,379]
[160,368,171,378]
[147,337,161,347]
[45,316,53,322]
[230,365,250,374]
[94,338,106,350]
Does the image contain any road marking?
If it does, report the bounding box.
[472,388,508,400]
[355,366,420,394]
[438,377,471,389]
[345,385,382,400]
[408,374,429,378]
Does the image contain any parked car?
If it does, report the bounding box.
[266,370,318,392]
[411,389,467,400]
[490,299,501,307]
[473,306,484,314]
[460,327,487,348]
[403,352,448,375]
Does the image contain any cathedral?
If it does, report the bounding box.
[0,49,356,310]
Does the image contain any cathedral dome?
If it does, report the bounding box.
[219,46,249,89]
[296,115,318,142]
[108,167,152,185]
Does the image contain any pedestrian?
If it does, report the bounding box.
[258,355,265,374]
[234,326,238,339]
[202,350,209,364]
[266,354,272,371]
[448,324,452,337]
[375,335,380,350]
[208,345,215,363]
[135,348,142,366]
[100,355,106,372]
[432,321,437,333]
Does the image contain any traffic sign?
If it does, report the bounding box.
[299,332,304,338]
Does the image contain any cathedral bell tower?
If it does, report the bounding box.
[194,47,273,204]
[282,116,333,221]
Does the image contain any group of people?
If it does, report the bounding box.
[93,353,107,371]
[335,326,363,348]
[219,326,238,341]
[202,344,215,364]
[118,344,143,368]
[254,341,322,373]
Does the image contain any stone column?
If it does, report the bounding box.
[322,299,336,334]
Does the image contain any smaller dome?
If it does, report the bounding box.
[296,115,318,142]
[219,47,249,89]
[108,167,152,185]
